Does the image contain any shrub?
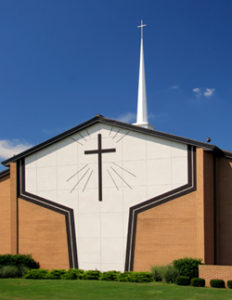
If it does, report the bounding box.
[152,266,167,282]
[118,272,132,282]
[191,277,205,287]
[24,269,49,279]
[102,271,121,281]
[0,266,20,278]
[173,258,202,279]
[210,279,225,288]
[74,269,85,279]
[47,269,66,279]
[129,272,153,283]
[118,271,153,283]
[152,266,162,282]
[152,265,178,283]
[63,269,77,280]
[164,266,179,283]
[176,275,190,286]
[0,254,39,269]
[63,269,85,280]
[82,270,101,280]
[227,280,232,289]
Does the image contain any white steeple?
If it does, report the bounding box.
[134,20,154,130]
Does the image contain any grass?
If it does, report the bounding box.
[0,279,232,300]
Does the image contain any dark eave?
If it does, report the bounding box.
[222,149,232,159]
[0,168,10,179]
[1,115,230,166]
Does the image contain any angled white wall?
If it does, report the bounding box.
[25,123,188,271]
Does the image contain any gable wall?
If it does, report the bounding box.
[23,123,189,271]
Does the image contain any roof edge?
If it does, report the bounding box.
[2,115,230,165]
[0,168,10,179]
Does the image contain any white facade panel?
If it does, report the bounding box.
[25,123,188,271]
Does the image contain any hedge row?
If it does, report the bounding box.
[24,269,154,283]
[1,255,232,289]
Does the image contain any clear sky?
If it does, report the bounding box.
[0,0,232,170]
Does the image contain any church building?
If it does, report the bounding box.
[0,22,232,272]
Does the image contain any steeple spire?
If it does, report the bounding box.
[134,20,154,130]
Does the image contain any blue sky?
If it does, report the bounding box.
[0,0,232,170]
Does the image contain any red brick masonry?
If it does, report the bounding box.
[199,265,232,287]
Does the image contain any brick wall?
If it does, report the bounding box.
[134,148,206,271]
[199,265,232,287]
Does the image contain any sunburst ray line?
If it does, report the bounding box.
[112,129,120,139]
[78,133,87,142]
[82,170,93,192]
[86,130,90,137]
[110,166,132,189]
[70,168,90,193]
[109,127,113,136]
[66,164,88,182]
[71,137,83,146]
[107,169,119,190]
[112,162,136,177]
[116,131,129,143]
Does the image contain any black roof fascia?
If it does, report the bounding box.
[221,149,232,159]
[1,115,226,166]
[0,168,10,179]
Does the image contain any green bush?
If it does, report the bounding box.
[118,271,153,283]
[63,269,77,280]
[173,258,202,279]
[101,271,121,281]
[227,280,232,289]
[18,265,30,277]
[152,265,170,282]
[151,266,162,282]
[130,272,153,283]
[176,275,190,286]
[24,269,49,279]
[47,269,66,279]
[0,265,20,278]
[82,270,101,280]
[0,265,29,278]
[0,254,39,269]
[210,279,225,288]
[164,266,179,283]
[118,272,132,282]
[74,269,85,279]
[191,277,205,287]
[152,265,179,283]
[63,269,85,280]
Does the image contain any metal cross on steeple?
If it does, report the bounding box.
[137,19,147,39]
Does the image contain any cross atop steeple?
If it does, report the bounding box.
[134,20,154,130]
[137,19,147,39]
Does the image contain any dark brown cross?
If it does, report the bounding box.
[84,134,116,201]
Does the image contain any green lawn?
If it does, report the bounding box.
[0,279,232,300]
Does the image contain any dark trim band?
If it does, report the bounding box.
[0,168,10,179]
[17,159,78,269]
[3,115,222,167]
[125,145,196,271]
[213,154,217,264]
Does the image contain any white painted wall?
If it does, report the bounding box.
[25,123,188,271]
